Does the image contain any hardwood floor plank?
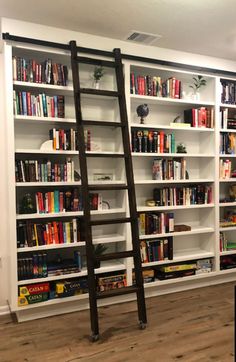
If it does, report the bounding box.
[0,282,235,362]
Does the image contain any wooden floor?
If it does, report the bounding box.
[0,282,235,362]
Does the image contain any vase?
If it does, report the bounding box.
[192,91,200,101]
[94,81,100,90]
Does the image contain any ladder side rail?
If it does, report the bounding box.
[70,40,99,337]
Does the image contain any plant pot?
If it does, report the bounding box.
[192,91,200,101]
[94,81,100,90]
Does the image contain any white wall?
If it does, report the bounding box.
[1,17,236,309]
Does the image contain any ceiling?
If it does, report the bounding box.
[1,0,236,60]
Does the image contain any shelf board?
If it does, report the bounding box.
[17,233,125,253]
[135,179,214,185]
[219,226,236,232]
[220,250,236,256]
[220,103,236,109]
[219,154,236,158]
[16,293,89,311]
[13,80,73,93]
[14,115,76,124]
[17,241,85,253]
[16,182,82,187]
[137,204,214,212]
[16,180,125,187]
[142,249,214,267]
[220,128,236,133]
[219,178,236,182]
[130,94,215,107]
[17,260,126,285]
[219,268,236,274]
[16,208,125,220]
[132,152,214,158]
[130,123,214,132]
[144,271,218,288]
[15,149,123,156]
[219,202,236,207]
[140,226,214,239]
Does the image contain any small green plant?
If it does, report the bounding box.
[176,143,187,154]
[189,75,207,92]
[93,66,104,82]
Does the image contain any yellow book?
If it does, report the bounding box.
[34,223,39,246]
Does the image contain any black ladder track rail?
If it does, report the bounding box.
[70,40,147,340]
[83,120,124,127]
[70,40,99,337]
[113,47,147,326]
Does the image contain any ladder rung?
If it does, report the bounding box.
[90,217,132,226]
[95,250,134,262]
[76,56,115,68]
[80,88,119,97]
[96,286,138,299]
[88,185,128,191]
[83,120,124,128]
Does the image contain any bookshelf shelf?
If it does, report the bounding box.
[134,179,214,185]
[14,115,76,124]
[144,271,218,288]
[17,260,126,285]
[13,80,74,94]
[16,208,126,220]
[220,128,236,133]
[140,226,214,239]
[132,153,214,158]
[6,39,235,321]
[141,250,214,267]
[137,204,214,212]
[17,234,125,253]
[220,250,236,256]
[130,123,214,132]
[130,94,215,107]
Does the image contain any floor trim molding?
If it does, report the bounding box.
[0,305,10,316]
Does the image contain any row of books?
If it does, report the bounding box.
[18,253,48,280]
[219,159,232,179]
[49,128,91,151]
[15,159,76,183]
[18,251,82,281]
[220,232,236,252]
[220,108,236,129]
[132,130,175,153]
[184,107,214,128]
[13,91,65,118]
[153,185,213,206]
[139,212,174,235]
[221,80,236,105]
[12,56,68,86]
[152,158,187,180]
[33,190,82,214]
[140,237,173,263]
[220,133,236,154]
[130,74,182,99]
[17,219,80,248]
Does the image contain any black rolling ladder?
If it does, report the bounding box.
[69,40,147,341]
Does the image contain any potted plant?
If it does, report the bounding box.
[93,66,104,89]
[93,243,107,268]
[189,75,207,100]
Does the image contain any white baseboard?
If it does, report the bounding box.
[0,305,10,316]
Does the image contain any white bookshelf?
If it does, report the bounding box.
[4,40,236,321]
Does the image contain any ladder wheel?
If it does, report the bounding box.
[139,322,147,330]
[90,334,99,342]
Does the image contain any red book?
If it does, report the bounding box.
[48,223,53,244]
[198,107,207,127]
[53,221,59,244]
[159,131,165,153]
[175,79,180,99]
[59,192,64,212]
[26,92,32,116]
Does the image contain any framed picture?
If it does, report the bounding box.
[93,173,113,181]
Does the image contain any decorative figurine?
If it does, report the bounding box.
[136,104,149,124]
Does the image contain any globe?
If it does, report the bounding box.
[136,104,149,124]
